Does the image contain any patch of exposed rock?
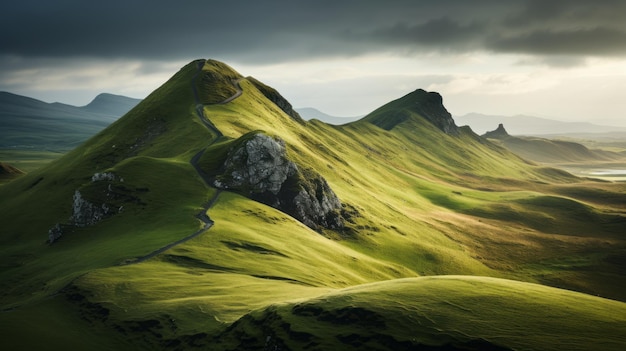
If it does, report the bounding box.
[213,133,343,231]
[47,172,143,244]
[69,190,112,227]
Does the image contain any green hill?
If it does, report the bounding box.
[1,59,625,350]
[0,161,23,183]
[214,276,626,351]
[0,91,139,150]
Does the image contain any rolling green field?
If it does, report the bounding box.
[1,59,625,350]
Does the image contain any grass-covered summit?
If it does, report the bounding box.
[1,59,625,350]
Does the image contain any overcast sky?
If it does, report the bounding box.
[2,0,626,126]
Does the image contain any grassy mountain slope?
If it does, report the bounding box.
[1,59,625,350]
[205,76,626,299]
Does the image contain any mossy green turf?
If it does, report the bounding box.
[1,60,625,349]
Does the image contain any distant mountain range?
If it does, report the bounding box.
[482,124,624,164]
[455,112,626,136]
[0,91,140,150]
[296,107,362,124]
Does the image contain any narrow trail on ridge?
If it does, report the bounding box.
[121,59,242,265]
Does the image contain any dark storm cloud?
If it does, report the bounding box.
[2,0,626,64]
[346,17,486,53]
[490,0,626,56]
[490,27,626,56]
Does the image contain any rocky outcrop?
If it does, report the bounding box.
[215,134,298,194]
[213,133,343,230]
[69,190,111,227]
[47,172,135,243]
[91,172,123,182]
[47,223,64,243]
[408,89,458,135]
[482,123,510,139]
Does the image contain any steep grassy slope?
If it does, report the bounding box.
[1,59,625,350]
[0,60,213,308]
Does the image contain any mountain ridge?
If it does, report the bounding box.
[1,59,625,350]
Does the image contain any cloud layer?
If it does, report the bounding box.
[3,0,626,63]
[3,1,626,126]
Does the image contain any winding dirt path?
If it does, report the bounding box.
[121,60,242,265]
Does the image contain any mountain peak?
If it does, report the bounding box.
[482,123,510,139]
[404,89,458,135]
[364,88,459,135]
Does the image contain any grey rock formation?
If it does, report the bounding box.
[91,172,122,182]
[69,190,111,227]
[214,133,343,230]
[48,223,63,243]
[47,173,138,243]
[217,134,298,195]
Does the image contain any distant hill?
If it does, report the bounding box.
[0,161,23,181]
[0,91,140,150]
[296,107,362,125]
[80,93,142,116]
[456,112,626,136]
[482,123,623,163]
